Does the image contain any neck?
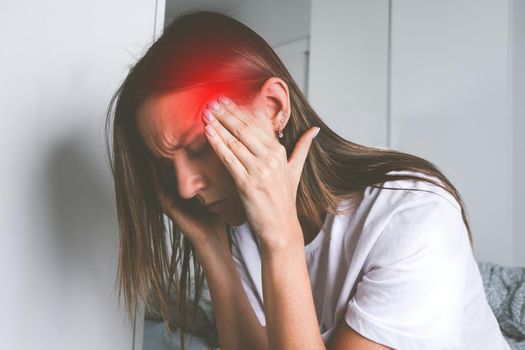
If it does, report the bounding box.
[301,212,327,247]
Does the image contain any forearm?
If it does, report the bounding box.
[259,220,326,350]
[194,239,269,350]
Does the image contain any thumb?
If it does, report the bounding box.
[288,126,320,180]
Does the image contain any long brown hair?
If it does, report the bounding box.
[104,10,473,350]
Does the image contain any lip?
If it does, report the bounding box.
[206,198,228,211]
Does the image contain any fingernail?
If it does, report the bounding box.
[218,96,231,105]
[203,109,215,122]
[209,101,221,111]
[314,127,321,137]
[205,125,216,136]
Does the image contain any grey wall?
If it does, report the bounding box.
[0,1,163,349]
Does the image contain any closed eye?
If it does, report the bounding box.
[187,138,210,158]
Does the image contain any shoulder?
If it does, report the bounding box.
[355,169,463,224]
[361,171,468,268]
[381,170,462,211]
[364,171,461,211]
[350,170,468,266]
[341,171,471,349]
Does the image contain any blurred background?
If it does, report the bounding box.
[1,0,523,349]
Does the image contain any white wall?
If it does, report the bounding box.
[390,0,514,266]
[0,1,163,349]
[224,0,311,94]
[309,0,522,266]
[512,0,525,268]
[309,0,390,148]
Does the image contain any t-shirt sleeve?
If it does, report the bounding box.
[230,231,267,327]
[345,193,470,350]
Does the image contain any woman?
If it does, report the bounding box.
[105,10,510,350]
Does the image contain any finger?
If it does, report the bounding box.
[203,123,250,188]
[217,96,276,147]
[288,127,320,180]
[202,108,258,172]
[207,97,273,156]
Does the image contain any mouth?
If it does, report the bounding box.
[206,198,228,211]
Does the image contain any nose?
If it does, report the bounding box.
[173,158,207,200]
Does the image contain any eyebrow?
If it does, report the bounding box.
[154,124,202,158]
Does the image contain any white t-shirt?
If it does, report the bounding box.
[229,171,511,350]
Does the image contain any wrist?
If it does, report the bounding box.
[193,233,233,265]
[259,219,305,258]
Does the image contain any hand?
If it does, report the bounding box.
[149,161,230,251]
[201,95,320,250]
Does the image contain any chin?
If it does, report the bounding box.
[228,216,246,226]
[221,206,246,226]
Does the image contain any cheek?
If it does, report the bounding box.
[198,151,224,177]
[206,150,227,171]
[206,155,237,185]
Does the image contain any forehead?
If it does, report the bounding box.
[136,87,212,138]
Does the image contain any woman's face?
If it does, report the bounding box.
[136,88,251,225]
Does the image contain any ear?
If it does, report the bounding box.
[245,77,291,138]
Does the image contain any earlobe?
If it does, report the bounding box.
[277,110,287,139]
